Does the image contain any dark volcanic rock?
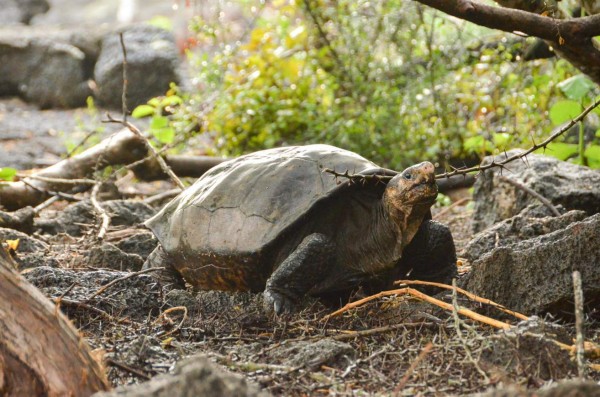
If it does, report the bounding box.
[461,206,586,261]
[480,318,576,382]
[0,0,49,25]
[461,213,600,318]
[86,242,144,271]
[0,227,58,268]
[0,227,47,253]
[92,355,269,397]
[37,200,155,236]
[0,207,35,234]
[94,24,180,108]
[0,26,101,108]
[472,150,600,232]
[115,230,157,260]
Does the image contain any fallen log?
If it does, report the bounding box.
[0,246,109,396]
[0,129,226,211]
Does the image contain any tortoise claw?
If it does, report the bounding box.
[263,289,296,316]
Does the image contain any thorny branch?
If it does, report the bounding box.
[325,96,600,183]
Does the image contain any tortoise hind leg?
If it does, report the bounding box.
[143,245,187,289]
[264,233,335,315]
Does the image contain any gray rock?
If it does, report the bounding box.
[0,0,49,25]
[461,206,586,261]
[268,339,355,369]
[93,355,269,397]
[0,227,58,268]
[461,213,600,317]
[94,24,180,108]
[0,26,101,108]
[0,207,35,234]
[115,230,157,259]
[472,380,600,397]
[472,150,600,232]
[0,227,47,253]
[480,318,576,382]
[86,242,144,271]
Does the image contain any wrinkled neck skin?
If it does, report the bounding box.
[338,201,403,275]
[383,197,430,253]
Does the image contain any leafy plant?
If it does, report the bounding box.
[142,0,600,170]
[132,84,183,145]
[0,167,17,182]
[541,74,600,166]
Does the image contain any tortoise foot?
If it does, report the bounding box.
[263,289,297,315]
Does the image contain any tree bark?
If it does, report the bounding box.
[415,0,600,85]
[0,247,109,396]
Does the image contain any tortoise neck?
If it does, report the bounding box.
[382,197,430,250]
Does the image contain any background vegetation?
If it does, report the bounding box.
[136,0,600,170]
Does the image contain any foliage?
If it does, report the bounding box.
[538,74,600,166]
[0,167,17,182]
[138,0,600,169]
[132,84,183,145]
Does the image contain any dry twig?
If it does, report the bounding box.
[153,306,188,337]
[324,97,600,183]
[498,175,560,216]
[322,287,512,329]
[393,342,433,395]
[90,182,111,240]
[104,114,185,190]
[573,271,586,378]
[394,280,529,321]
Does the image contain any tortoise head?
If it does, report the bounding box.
[383,161,438,244]
[385,161,437,206]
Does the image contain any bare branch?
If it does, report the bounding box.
[414,0,600,41]
[414,0,600,83]
[104,114,185,190]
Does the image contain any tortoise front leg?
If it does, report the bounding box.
[400,220,457,286]
[264,233,335,315]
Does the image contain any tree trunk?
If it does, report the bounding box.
[0,247,109,396]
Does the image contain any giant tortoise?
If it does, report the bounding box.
[144,144,457,313]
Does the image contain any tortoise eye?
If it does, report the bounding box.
[403,172,412,180]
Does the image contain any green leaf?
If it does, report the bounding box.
[463,135,486,153]
[584,145,600,168]
[149,116,174,143]
[549,100,582,125]
[0,167,17,181]
[150,115,169,129]
[492,132,511,148]
[595,129,600,138]
[148,97,161,107]
[160,95,183,107]
[557,75,596,101]
[537,142,578,161]
[152,127,175,144]
[132,105,156,118]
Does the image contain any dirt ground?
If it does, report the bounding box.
[1,96,599,394]
[3,178,597,396]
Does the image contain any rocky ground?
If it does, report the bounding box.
[2,1,600,396]
[1,151,600,396]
